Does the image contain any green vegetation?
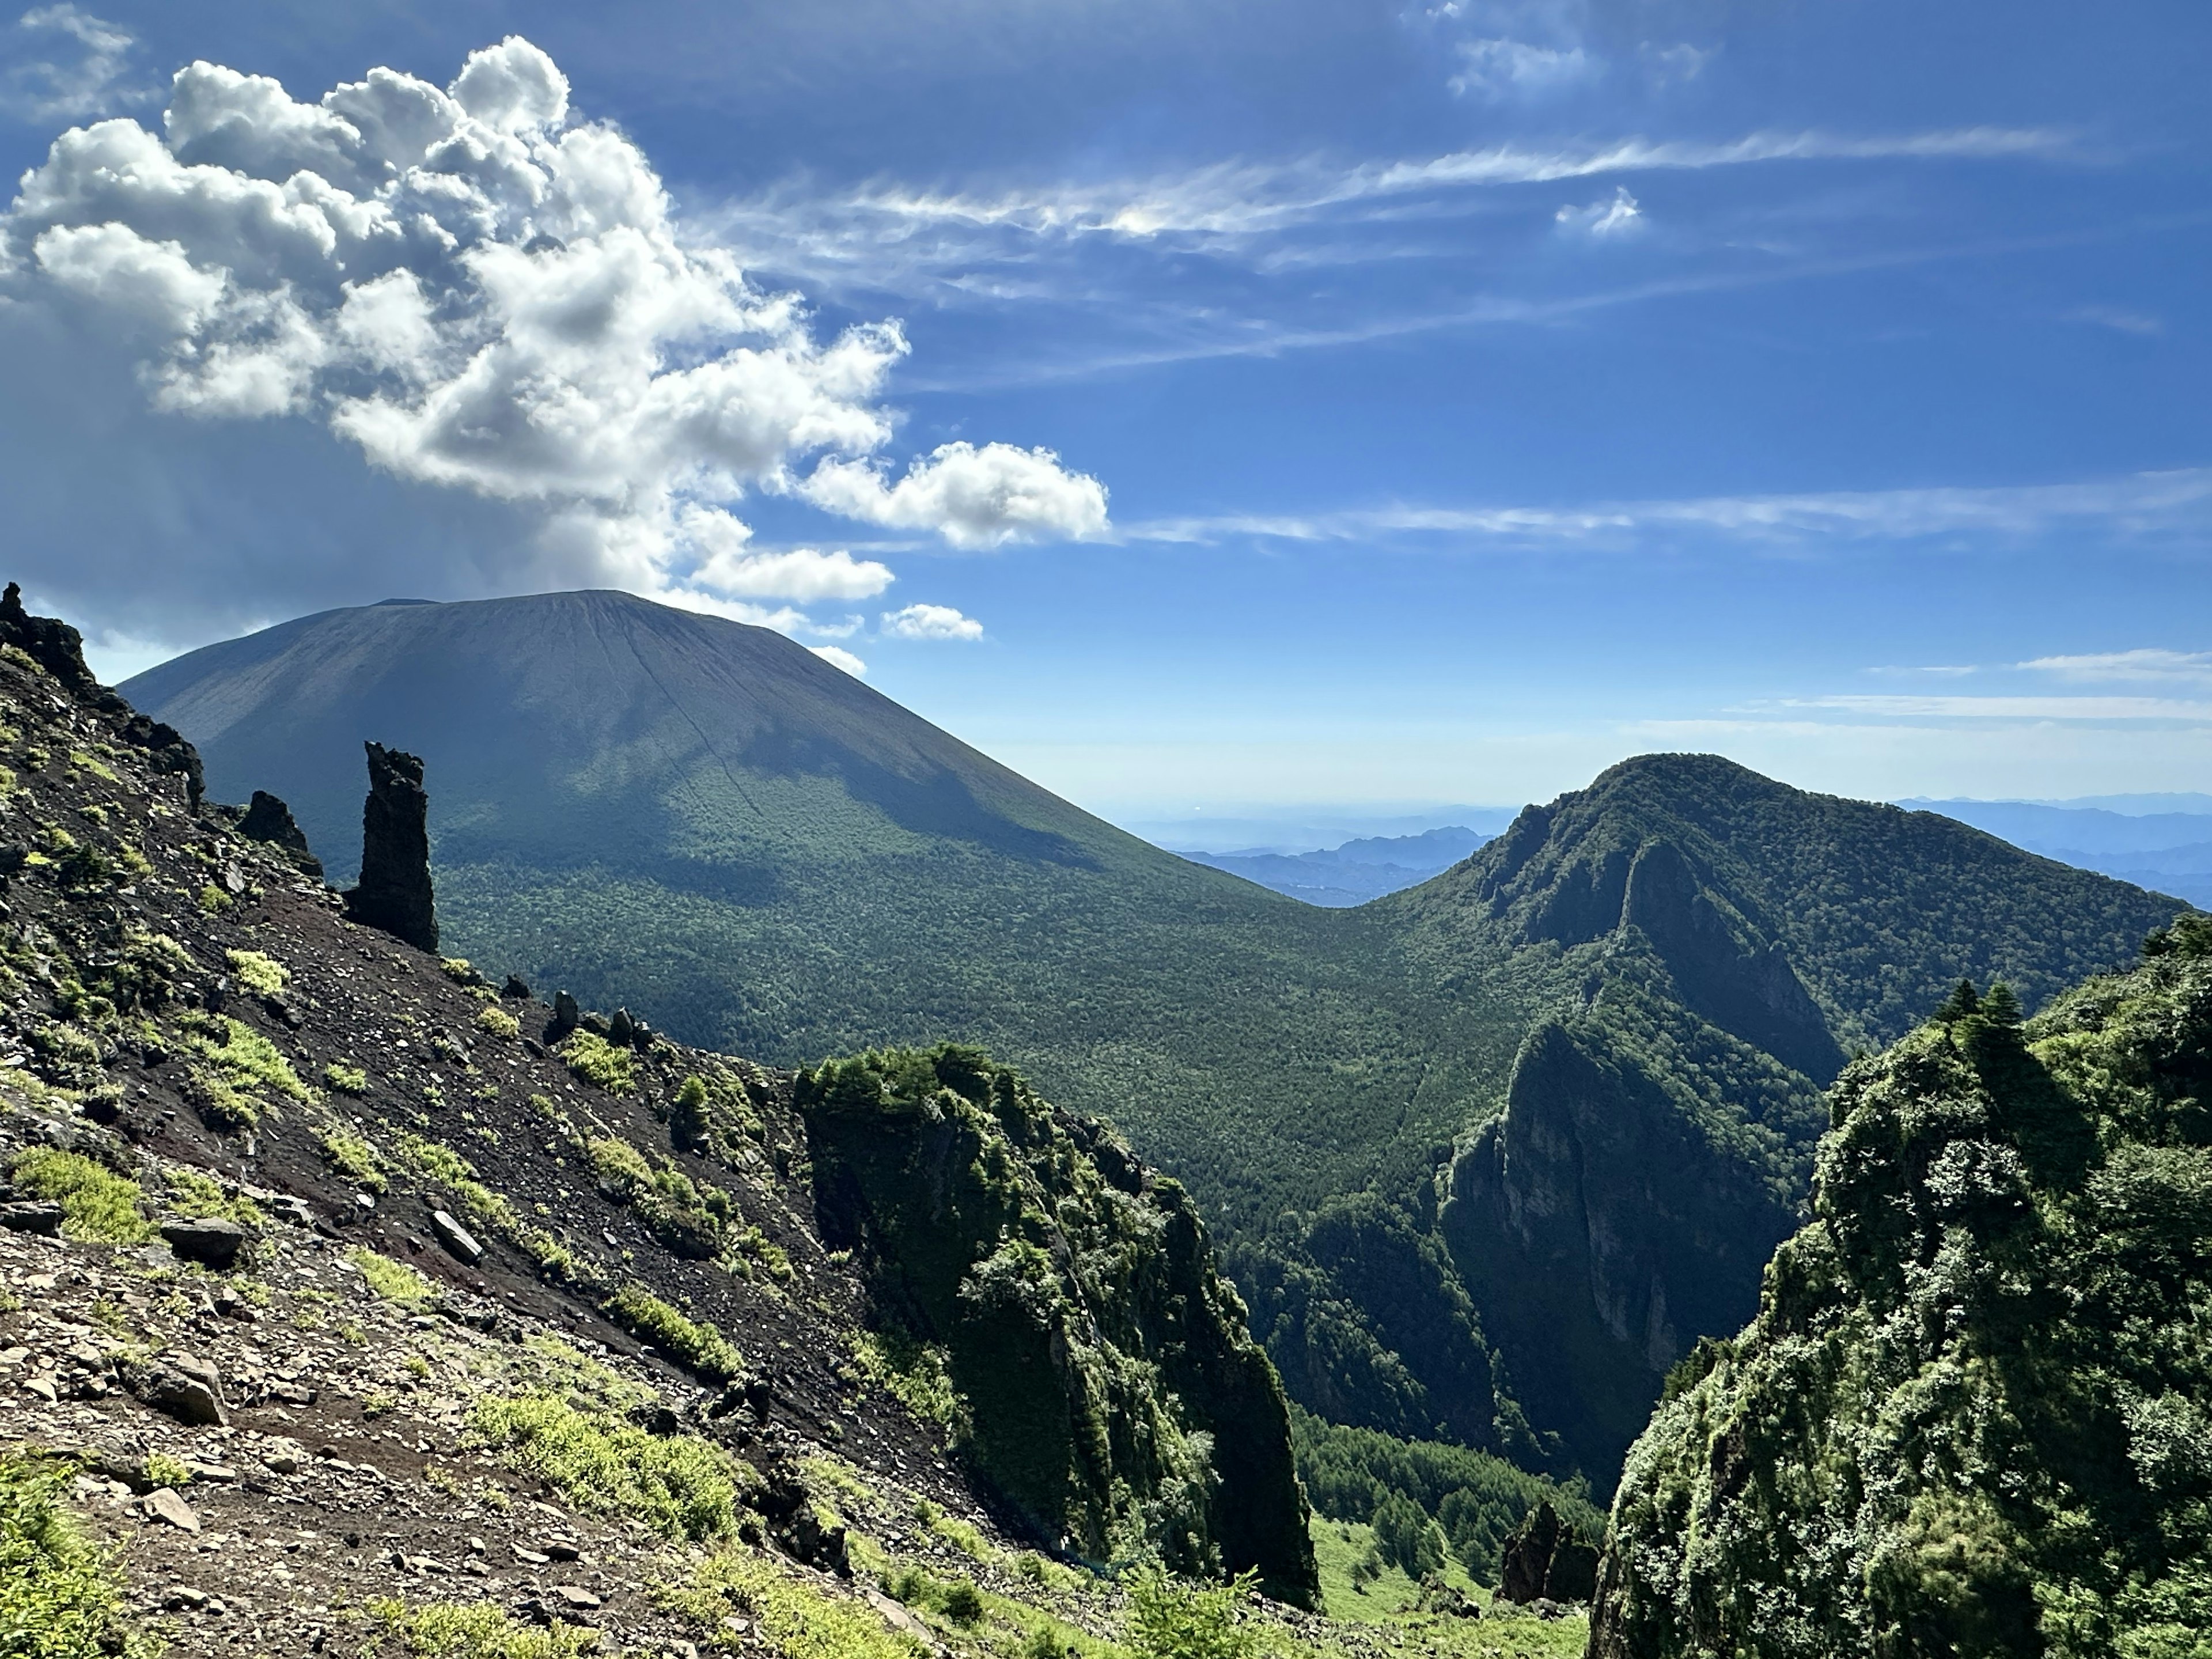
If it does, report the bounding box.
[475,1003,520,1040]
[0,1455,147,1658]
[1594,921,2212,1658]
[1124,1566,1258,1659]
[667,1550,919,1659]
[1290,1408,1598,1588]
[141,1453,193,1490]
[558,1030,635,1094]
[797,1044,1317,1605]
[351,1247,436,1305]
[365,1597,597,1658]
[181,1012,312,1130]
[471,1392,743,1542]
[319,1119,388,1190]
[324,1062,369,1095]
[164,1167,263,1226]
[600,1283,744,1381]
[9,1149,148,1244]
[852,1330,959,1429]
[224,948,288,999]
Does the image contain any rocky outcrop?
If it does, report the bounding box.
[237,790,323,878]
[1618,839,1842,1083]
[1497,1500,1598,1604]
[1440,1009,1809,1484]
[0,581,102,700]
[344,742,436,952]
[798,1044,1321,1607]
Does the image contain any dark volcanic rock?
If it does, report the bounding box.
[1497,1501,1598,1605]
[118,713,206,809]
[160,1217,252,1268]
[0,581,101,700]
[343,742,437,951]
[237,790,323,878]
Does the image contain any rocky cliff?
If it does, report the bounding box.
[1590,926,2212,1657]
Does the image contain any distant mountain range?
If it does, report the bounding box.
[125,590,2187,1490]
[1177,826,1498,906]
[1900,797,2212,906]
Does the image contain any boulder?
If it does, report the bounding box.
[430,1209,484,1264]
[343,743,437,952]
[143,1487,201,1532]
[501,975,531,1001]
[1497,1501,1599,1605]
[160,1217,252,1268]
[237,790,323,878]
[0,1201,62,1235]
[128,1362,228,1428]
[550,990,579,1038]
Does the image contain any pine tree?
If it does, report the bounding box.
[1982,982,2023,1028]
[1936,979,1981,1022]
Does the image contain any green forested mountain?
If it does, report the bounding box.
[124,594,2188,1495]
[1591,919,2212,1658]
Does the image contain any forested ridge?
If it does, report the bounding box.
[1592,919,2212,1657]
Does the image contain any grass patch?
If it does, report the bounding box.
[164,1168,263,1227]
[471,1393,743,1543]
[224,949,287,1000]
[365,1596,599,1658]
[0,1455,149,1658]
[558,1031,636,1096]
[666,1550,921,1659]
[9,1149,148,1245]
[852,1331,959,1430]
[319,1120,389,1191]
[601,1283,743,1382]
[351,1247,437,1306]
[182,1013,313,1131]
[475,1005,520,1041]
[142,1453,194,1491]
[324,1062,370,1096]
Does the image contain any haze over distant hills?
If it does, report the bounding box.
[1902,797,2212,907]
[1179,827,1500,907]
[125,589,2187,1488]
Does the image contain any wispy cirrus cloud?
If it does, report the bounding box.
[1,5,148,122]
[1120,466,2212,550]
[1782,694,2212,722]
[2022,649,2212,684]
[730,124,2070,260]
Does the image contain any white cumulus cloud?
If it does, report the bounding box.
[0,35,1105,639]
[882,603,984,641]
[802,441,1108,550]
[809,645,868,676]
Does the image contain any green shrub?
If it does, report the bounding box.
[1124,1566,1258,1659]
[600,1283,743,1381]
[940,1579,986,1627]
[475,1005,520,1041]
[9,1150,148,1245]
[853,1331,959,1429]
[0,1455,147,1658]
[324,1062,369,1096]
[164,1168,263,1227]
[558,1031,635,1095]
[471,1393,740,1543]
[141,1453,192,1491]
[587,1136,653,1196]
[224,949,287,1000]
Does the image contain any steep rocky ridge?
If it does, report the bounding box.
[1589,923,2212,1658]
[0,595,1347,1654]
[1355,755,2186,1482]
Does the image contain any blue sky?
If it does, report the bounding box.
[2,1,2208,823]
